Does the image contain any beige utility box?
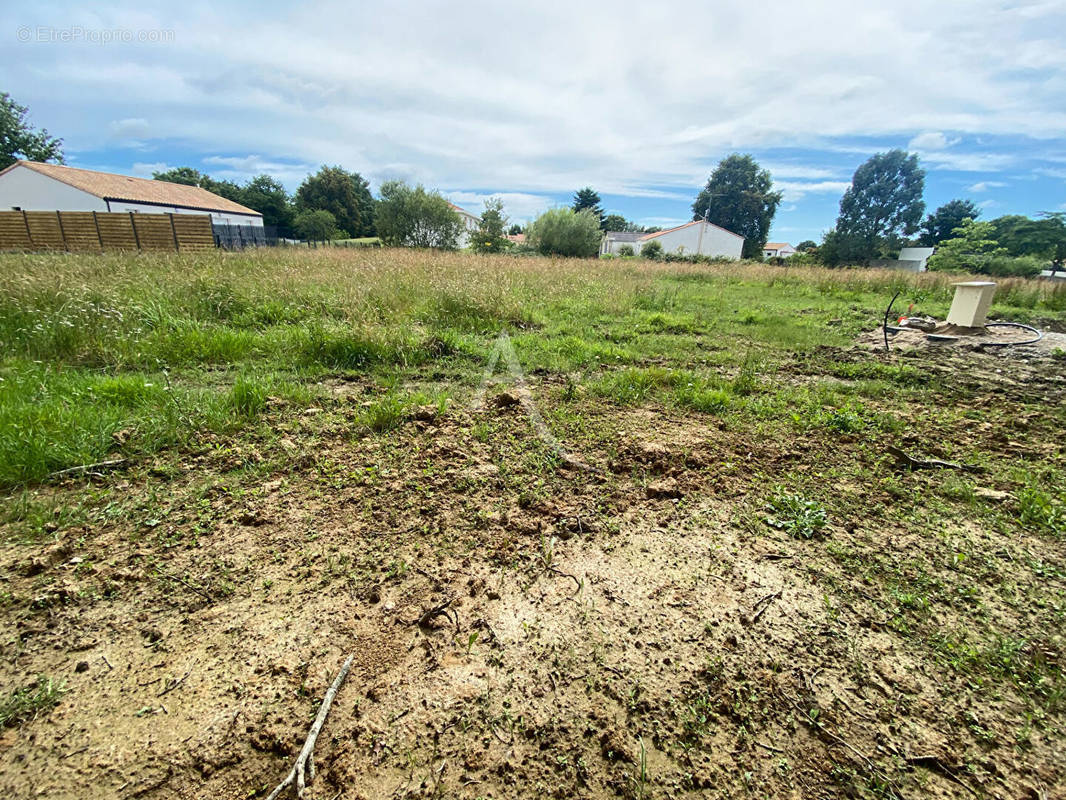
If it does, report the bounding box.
[947,281,996,328]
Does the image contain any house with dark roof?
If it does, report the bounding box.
[0,161,263,227]
[602,220,743,259]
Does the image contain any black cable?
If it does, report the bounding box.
[979,322,1044,347]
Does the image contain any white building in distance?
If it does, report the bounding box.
[602,220,743,259]
[449,202,481,248]
[0,161,263,226]
[763,242,796,259]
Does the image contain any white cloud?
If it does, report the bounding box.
[130,161,169,177]
[967,180,1006,192]
[4,0,1066,198]
[202,154,317,184]
[774,180,851,202]
[108,118,151,140]
[978,199,1000,209]
[908,132,959,151]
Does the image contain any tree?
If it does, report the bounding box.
[833,149,925,262]
[926,218,1042,277]
[919,199,980,245]
[796,240,817,252]
[375,181,464,249]
[507,223,523,236]
[293,209,341,242]
[992,213,1066,267]
[603,213,628,232]
[691,154,782,259]
[152,166,206,186]
[526,208,602,257]
[296,166,375,239]
[471,198,509,253]
[572,187,605,228]
[0,93,63,170]
[241,175,294,232]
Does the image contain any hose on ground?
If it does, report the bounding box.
[979,321,1044,347]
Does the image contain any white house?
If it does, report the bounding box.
[449,202,481,247]
[0,161,263,226]
[636,220,743,259]
[763,242,796,259]
[600,231,645,255]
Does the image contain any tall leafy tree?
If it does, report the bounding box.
[293,209,341,242]
[375,181,463,249]
[0,93,63,170]
[919,199,980,245]
[242,175,294,231]
[602,213,628,232]
[296,166,375,238]
[833,149,925,262]
[992,212,1066,266]
[691,154,782,259]
[572,187,604,228]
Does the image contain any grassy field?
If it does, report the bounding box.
[0,249,1064,799]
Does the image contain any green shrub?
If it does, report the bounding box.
[618,244,635,257]
[641,240,664,260]
[525,208,602,258]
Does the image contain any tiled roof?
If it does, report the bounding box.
[0,161,261,216]
[640,220,743,241]
[764,243,792,250]
[604,231,644,242]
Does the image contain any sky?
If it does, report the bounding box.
[3,0,1066,244]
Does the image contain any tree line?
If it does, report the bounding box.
[2,90,1061,269]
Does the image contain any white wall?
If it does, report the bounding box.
[107,200,263,227]
[0,165,107,212]
[456,211,480,247]
[603,236,642,255]
[642,222,743,258]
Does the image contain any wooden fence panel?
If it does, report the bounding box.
[0,211,32,249]
[58,212,103,252]
[0,210,219,253]
[24,211,65,249]
[171,214,215,251]
[94,213,139,250]
[132,214,177,251]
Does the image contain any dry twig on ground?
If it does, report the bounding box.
[265,653,354,800]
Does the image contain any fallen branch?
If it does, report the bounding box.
[48,459,127,480]
[887,446,985,474]
[157,671,190,697]
[751,590,782,623]
[266,653,354,800]
[782,692,900,798]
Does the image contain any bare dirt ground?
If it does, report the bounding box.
[1,339,1064,800]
